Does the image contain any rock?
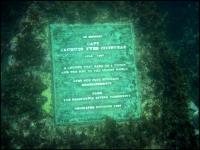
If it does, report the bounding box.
[188,100,199,117]
[188,100,199,129]
[8,55,16,66]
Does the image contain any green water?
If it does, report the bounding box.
[1,1,199,149]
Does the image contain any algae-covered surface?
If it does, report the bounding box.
[1,1,199,149]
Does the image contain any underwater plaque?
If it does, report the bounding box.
[50,23,140,125]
